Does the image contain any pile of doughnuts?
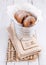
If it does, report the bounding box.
[14,10,37,27]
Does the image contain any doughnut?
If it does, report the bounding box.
[14,10,31,24]
[23,16,36,27]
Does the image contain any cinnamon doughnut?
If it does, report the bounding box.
[23,16,36,27]
[14,10,31,24]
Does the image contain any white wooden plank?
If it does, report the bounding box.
[38,53,46,65]
[33,0,46,65]
[14,0,28,4]
[0,61,7,65]
[6,0,14,6]
[0,0,6,28]
[0,0,8,29]
[29,59,38,65]
[14,0,33,5]
[14,62,28,65]
[0,0,14,29]
[7,62,15,65]
[0,29,8,62]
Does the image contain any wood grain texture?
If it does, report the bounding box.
[7,62,15,65]
[33,0,46,65]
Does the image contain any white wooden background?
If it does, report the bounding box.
[0,0,46,65]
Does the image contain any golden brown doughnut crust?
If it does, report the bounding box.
[14,10,31,24]
[14,10,36,27]
[23,16,36,27]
